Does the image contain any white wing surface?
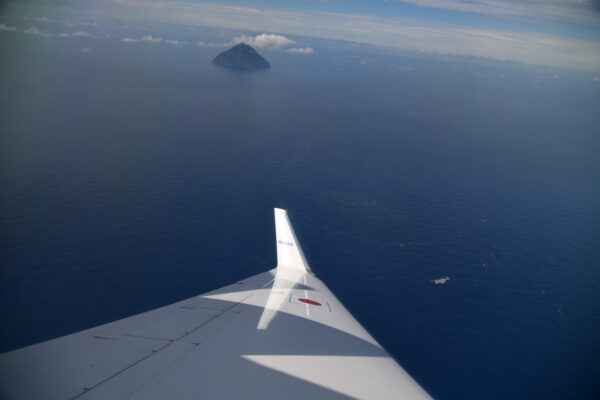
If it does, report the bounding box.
[0,208,431,400]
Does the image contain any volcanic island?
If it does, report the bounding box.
[212,43,270,70]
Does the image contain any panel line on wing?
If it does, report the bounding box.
[68,294,253,399]
[124,334,174,343]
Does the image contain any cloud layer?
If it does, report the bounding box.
[3,1,597,70]
[106,0,600,70]
[0,22,313,56]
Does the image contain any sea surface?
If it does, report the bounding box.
[1,22,599,399]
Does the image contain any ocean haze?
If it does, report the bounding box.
[1,21,599,399]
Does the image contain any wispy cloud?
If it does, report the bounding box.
[393,0,600,26]
[121,35,188,46]
[57,31,91,38]
[195,41,213,47]
[24,26,53,37]
[0,23,17,32]
[122,35,162,43]
[6,25,94,38]
[165,39,187,46]
[286,47,315,54]
[196,40,228,48]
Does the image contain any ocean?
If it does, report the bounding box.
[1,22,599,399]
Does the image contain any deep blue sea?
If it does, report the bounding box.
[1,21,599,399]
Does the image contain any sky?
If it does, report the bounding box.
[1,0,600,71]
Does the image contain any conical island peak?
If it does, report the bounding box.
[212,43,270,69]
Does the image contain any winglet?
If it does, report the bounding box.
[274,208,311,273]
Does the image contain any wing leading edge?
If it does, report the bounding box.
[0,208,432,400]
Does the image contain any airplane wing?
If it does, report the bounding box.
[0,208,431,399]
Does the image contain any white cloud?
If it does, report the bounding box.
[195,40,229,48]
[75,31,91,37]
[122,35,162,43]
[57,31,91,37]
[20,26,92,38]
[165,39,186,46]
[286,47,314,54]
[196,33,305,51]
[23,26,53,37]
[0,23,17,32]
[122,35,188,46]
[230,33,296,49]
[80,47,92,53]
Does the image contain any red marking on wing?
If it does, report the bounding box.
[298,298,322,306]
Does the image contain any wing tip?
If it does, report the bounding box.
[273,207,311,273]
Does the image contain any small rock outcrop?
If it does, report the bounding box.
[212,43,270,69]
